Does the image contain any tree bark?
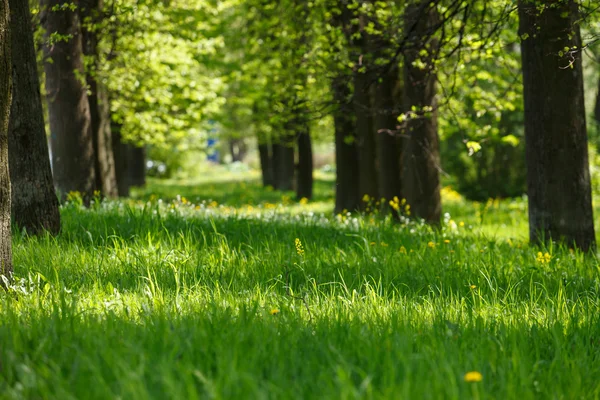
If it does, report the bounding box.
[41,0,96,201]
[354,69,378,205]
[80,0,117,198]
[518,0,595,250]
[111,122,130,197]
[296,126,313,200]
[8,0,60,235]
[272,136,295,192]
[0,0,13,276]
[402,2,441,225]
[332,76,360,213]
[258,141,274,187]
[374,64,402,214]
[594,73,600,130]
[128,144,146,187]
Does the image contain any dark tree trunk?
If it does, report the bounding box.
[272,136,295,191]
[354,70,378,205]
[402,2,441,225]
[0,0,13,276]
[332,77,360,214]
[296,126,313,200]
[374,64,402,213]
[111,122,130,197]
[41,0,95,201]
[258,140,274,187]
[128,144,146,187]
[80,0,117,198]
[229,138,247,163]
[8,0,60,235]
[518,0,595,250]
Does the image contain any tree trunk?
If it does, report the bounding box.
[80,0,117,198]
[111,122,130,197]
[8,0,60,235]
[258,139,274,187]
[0,0,13,276]
[296,126,313,200]
[332,76,360,214]
[401,2,441,225]
[41,0,95,201]
[594,73,600,131]
[374,64,402,214]
[128,144,146,187]
[272,136,295,191]
[354,70,378,205]
[518,0,595,250]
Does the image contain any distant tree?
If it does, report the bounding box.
[8,0,60,235]
[0,0,13,277]
[127,145,146,188]
[41,0,95,201]
[518,0,595,250]
[402,1,442,224]
[80,0,118,197]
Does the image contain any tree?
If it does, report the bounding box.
[41,0,96,201]
[8,0,60,235]
[518,0,595,250]
[80,0,118,197]
[332,76,360,213]
[402,1,442,224]
[0,0,12,276]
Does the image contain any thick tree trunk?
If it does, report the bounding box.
[374,64,402,214]
[80,0,117,198]
[8,0,60,235]
[402,2,441,225]
[128,145,146,187]
[0,0,13,276]
[296,127,313,200]
[332,77,360,213]
[258,140,274,187]
[518,0,595,250]
[353,70,378,205]
[41,0,95,201]
[111,122,130,197]
[272,136,295,191]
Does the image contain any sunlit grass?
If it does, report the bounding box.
[1,168,599,398]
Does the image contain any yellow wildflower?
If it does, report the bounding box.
[299,197,309,205]
[470,285,477,289]
[270,309,280,315]
[444,239,450,244]
[295,238,305,256]
[428,241,435,248]
[536,252,552,264]
[464,371,483,383]
[362,194,370,202]
[400,246,407,254]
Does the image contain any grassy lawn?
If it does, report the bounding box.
[2,168,600,398]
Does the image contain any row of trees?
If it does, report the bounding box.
[0,0,599,277]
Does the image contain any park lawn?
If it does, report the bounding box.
[1,169,600,399]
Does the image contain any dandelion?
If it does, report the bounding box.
[380,242,389,247]
[370,242,376,246]
[464,371,483,382]
[295,238,305,256]
[299,197,309,205]
[536,251,551,264]
[362,194,370,202]
[428,241,436,248]
[459,221,465,227]
[444,239,451,244]
[399,246,407,254]
[270,308,280,315]
[470,285,477,289]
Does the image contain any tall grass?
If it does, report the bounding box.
[1,172,599,399]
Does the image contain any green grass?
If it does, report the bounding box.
[2,168,600,399]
